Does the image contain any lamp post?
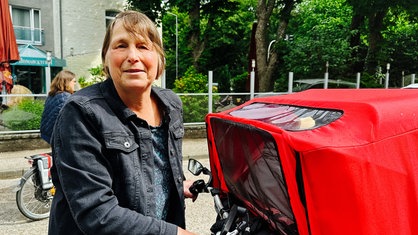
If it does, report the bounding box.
[385,63,390,89]
[377,66,382,84]
[324,61,329,89]
[167,12,178,80]
[267,35,293,60]
[45,51,52,94]
[250,59,255,99]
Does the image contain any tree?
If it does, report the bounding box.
[284,0,352,79]
[126,0,418,91]
[166,0,240,70]
[382,8,418,86]
[280,0,418,88]
[125,0,165,24]
[254,0,298,92]
[162,0,254,92]
[129,0,248,91]
[347,0,418,74]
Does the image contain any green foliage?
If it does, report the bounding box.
[125,0,164,24]
[77,76,89,88]
[179,95,209,123]
[77,65,106,88]
[360,72,385,88]
[162,1,253,89]
[2,99,44,130]
[285,0,352,79]
[230,72,248,92]
[173,67,219,122]
[381,9,418,85]
[173,67,209,93]
[123,0,418,91]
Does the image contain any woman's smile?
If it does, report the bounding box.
[124,68,145,73]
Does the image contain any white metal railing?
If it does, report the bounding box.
[1,71,417,134]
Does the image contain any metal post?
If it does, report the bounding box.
[45,51,52,94]
[288,72,294,93]
[250,59,255,99]
[208,71,213,113]
[161,70,166,88]
[377,66,382,84]
[324,61,329,89]
[412,74,416,84]
[356,72,361,89]
[385,63,390,89]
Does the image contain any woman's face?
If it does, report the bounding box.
[69,78,76,90]
[105,20,159,93]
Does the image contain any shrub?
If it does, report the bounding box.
[2,99,45,130]
[360,72,385,88]
[173,67,219,123]
[173,67,208,93]
[78,65,106,88]
[230,72,248,92]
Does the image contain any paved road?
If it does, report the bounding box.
[0,157,216,234]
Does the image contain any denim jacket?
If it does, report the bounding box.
[48,78,185,235]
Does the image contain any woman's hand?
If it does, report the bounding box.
[178,227,198,235]
[183,179,198,201]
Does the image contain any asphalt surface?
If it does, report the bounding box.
[0,138,216,234]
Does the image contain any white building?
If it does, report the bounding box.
[9,0,126,94]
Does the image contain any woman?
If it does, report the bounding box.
[40,70,76,144]
[48,11,197,235]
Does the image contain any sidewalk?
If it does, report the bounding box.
[0,138,209,179]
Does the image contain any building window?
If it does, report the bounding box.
[105,10,120,28]
[10,6,43,45]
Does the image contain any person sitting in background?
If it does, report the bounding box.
[0,62,14,109]
[40,70,76,144]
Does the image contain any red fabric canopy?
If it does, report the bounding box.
[206,89,418,235]
[1,0,19,94]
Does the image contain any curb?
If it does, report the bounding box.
[0,169,25,180]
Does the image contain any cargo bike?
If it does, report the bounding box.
[197,89,418,235]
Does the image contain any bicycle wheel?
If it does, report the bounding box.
[16,169,53,220]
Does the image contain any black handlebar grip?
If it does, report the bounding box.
[189,179,206,195]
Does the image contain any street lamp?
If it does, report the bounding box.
[324,61,329,89]
[167,12,178,80]
[267,40,276,60]
[45,51,52,94]
[267,35,293,60]
[385,63,390,89]
[250,59,256,99]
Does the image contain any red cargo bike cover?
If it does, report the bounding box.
[205,89,418,235]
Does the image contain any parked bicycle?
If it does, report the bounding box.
[14,153,54,220]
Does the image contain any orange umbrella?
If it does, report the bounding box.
[0,0,20,64]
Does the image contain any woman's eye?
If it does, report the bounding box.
[112,42,127,49]
[138,45,148,50]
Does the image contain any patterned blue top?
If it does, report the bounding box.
[151,124,173,220]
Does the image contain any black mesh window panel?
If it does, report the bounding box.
[210,117,298,234]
